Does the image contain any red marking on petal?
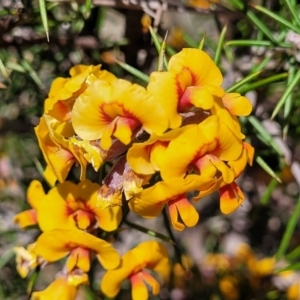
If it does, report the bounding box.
[116,116,140,132]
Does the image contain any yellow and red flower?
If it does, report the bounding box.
[36,179,122,232]
[147,48,224,129]
[14,243,43,278]
[129,175,216,231]
[31,271,89,300]
[101,241,170,300]
[45,64,117,122]
[72,79,168,150]
[33,228,120,271]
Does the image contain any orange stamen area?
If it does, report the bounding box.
[72,210,95,230]
[64,198,96,230]
[115,116,141,133]
[67,247,90,272]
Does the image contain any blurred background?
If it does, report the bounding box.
[1,0,300,299]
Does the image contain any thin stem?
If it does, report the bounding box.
[124,220,175,244]
[162,207,184,267]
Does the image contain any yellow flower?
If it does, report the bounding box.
[14,180,45,228]
[101,241,170,300]
[14,243,41,278]
[194,142,254,214]
[159,115,242,182]
[129,175,216,231]
[33,228,120,271]
[35,114,106,183]
[45,65,117,122]
[72,78,168,150]
[147,48,224,129]
[219,275,239,300]
[127,126,187,176]
[36,179,122,232]
[34,115,77,183]
[30,274,87,300]
[287,281,300,300]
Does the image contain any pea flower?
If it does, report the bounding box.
[147,48,224,129]
[194,142,254,214]
[33,228,120,271]
[101,241,170,300]
[14,243,43,278]
[72,78,168,150]
[36,179,122,232]
[35,115,106,183]
[129,175,216,231]
[14,180,45,228]
[31,271,89,300]
[45,64,117,122]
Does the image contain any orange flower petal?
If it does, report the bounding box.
[141,270,160,295]
[129,175,216,218]
[219,182,245,214]
[67,248,90,272]
[101,253,135,298]
[34,229,120,270]
[222,93,252,116]
[174,196,199,229]
[130,272,149,300]
[14,209,37,228]
[34,116,75,183]
[147,71,183,129]
[168,48,223,87]
[31,277,78,300]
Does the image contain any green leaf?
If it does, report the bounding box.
[246,10,277,43]
[256,156,282,182]
[271,68,300,119]
[6,62,26,73]
[237,73,288,94]
[182,33,198,48]
[149,26,168,71]
[248,116,284,157]
[157,32,167,72]
[226,71,261,93]
[198,32,206,50]
[286,245,300,261]
[254,5,300,33]
[38,0,49,41]
[0,57,11,83]
[116,61,150,83]
[225,40,272,47]
[276,262,300,272]
[214,25,227,66]
[230,0,244,10]
[284,63,295,118]
[0,249,14,270]
[285,0,300,28]
[276,196,300,260]
[260,177,279,205]
[20,59,45,91]
[225,39,291,47]
[252,55,272,73]
[84,0,92,18]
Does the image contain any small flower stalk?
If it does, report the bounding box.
[15,48,253,299]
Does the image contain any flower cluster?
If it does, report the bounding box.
[14,48,253,299]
